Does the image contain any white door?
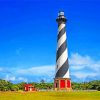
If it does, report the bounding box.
[30,87,32,91]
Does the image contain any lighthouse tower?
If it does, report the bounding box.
[54,11,71,90]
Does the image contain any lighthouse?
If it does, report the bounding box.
[54,11,71,90]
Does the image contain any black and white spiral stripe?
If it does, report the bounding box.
[55,22,70,78]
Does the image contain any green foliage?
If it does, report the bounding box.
[71,80,100,91]
[0,79,12,91]
[16,82,26,90]
[11,84,19,91]
[0,79,100,91]
[30,82,53,90]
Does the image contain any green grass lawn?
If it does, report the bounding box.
[0,91,100,100]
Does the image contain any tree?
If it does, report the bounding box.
[16,82,26,90]
[40,79,45,84]
[0,79,12,91]
[11,84,19,91]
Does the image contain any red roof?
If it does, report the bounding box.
[24,84,34,87]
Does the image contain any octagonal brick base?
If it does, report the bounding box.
[54,78,72,91]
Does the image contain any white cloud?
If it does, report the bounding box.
[69,53,100,81]
[18,77,28,82]
[0,65,55,83]
[5,75,16,81]
[4,75,28,83]
[0,67,3,71]
[72,72,98,79]
[16,65,55,82]
[17,65,55,76]
[69,53,92,69]
[0,53,100,83]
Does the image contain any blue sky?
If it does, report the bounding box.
[0,0,100,83]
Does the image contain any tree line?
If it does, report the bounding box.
[72,80,100,91]
[0,79,53,91]
[0,79,100,91]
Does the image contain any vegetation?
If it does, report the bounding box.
[0,79,100,91]
[30,82,53,90]
[72,80,100,91]
[0,91,100,100]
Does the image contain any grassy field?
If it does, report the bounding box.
[0,91,100,100]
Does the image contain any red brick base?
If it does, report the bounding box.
[54,78,71,90]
